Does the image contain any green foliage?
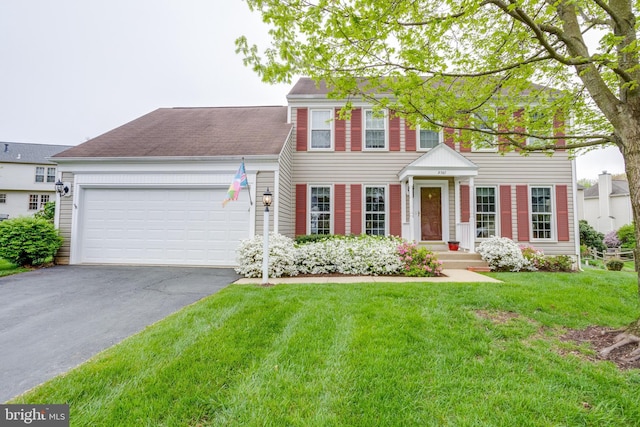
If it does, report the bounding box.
[33,201,55,223]
[606,259,624,271]
[294,233,338,244]
[0,217,63,266]
[397,241,443,277]
[616,223,636,249]
[536,255,574,272]
[579,220,606,252]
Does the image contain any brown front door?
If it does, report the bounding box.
[421,187,442,240]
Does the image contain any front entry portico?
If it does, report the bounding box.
[398,144,479,251]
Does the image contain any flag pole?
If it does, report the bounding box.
[243,157,253,207]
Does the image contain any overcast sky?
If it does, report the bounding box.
[0,1,625,180]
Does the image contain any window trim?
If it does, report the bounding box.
[308,109,334,151]
[363,185,387,236]
[529,185,556,241]
[308,184,333,235]
[470,112,498,152]
[363,109,388,150]
[46,167,56,183]
[416,127,443,151]
[475,186,498,239]
[35,167,45,183]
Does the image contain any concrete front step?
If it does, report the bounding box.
[434,251,489,270]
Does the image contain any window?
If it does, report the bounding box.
[365,186,386,235]
[471,112,498,151]
[310,186,331,234]
[0,194,5,204]
[28,194,49,211]
[527,110,552,145]
[29,195,39,210]
[531,187,553,239]
[47,167,56,183]
[364,109,386,149]
[310,109,332,149]
[419,128,440,150]
[35,167,45,183]
[476,187,497,238]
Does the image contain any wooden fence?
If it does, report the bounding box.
[587,247,635,262]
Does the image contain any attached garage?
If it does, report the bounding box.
[51,106,293,267]
[78,187,250,266]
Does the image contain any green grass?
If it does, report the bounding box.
[0,258,29,277]
[12,270,640,426]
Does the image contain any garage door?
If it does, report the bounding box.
[78,188,251,266]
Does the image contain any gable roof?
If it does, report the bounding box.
[0,142,73,165]
[584,180,630,198]
[54,106,292,159]
[398,143,478,181]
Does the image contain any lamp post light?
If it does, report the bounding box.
[262,187,273,285]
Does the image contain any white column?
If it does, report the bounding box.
[469,177,476,253]
[408,176,415,242]
[454,178,461,241]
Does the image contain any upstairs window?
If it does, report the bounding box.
[310,109,332,149]
[35,167,45,183]
[364,109,386,149]
[310,186,331,234]
[47,167,56,183]
[419,128,441,150]
[471,112,498,152]
[527,110,552,145]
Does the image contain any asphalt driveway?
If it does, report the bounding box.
[0,265,239,402]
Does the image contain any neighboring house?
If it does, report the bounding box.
[52,78,579,267]
[577,171,632,234]
[0,142,73,219]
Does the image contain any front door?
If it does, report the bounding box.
[421,187,442,240]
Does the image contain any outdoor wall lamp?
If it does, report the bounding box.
[262,187,273,210]
[55,180,70,197]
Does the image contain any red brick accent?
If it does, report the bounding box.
[404,121,416,151]
[389,115,401,151]
[389,184,402,237]
[296,108,307,151]
[335,109,346,151]
[350,109,362,151]
[295,184,307,236]
[334,184,346,235]
[556,185,570,241]
[460,184,470,223]
[554,110,566,150]
[500,185,512,239]
[350,184,362,234]
[444,127,456,150]
[516,185,530,241]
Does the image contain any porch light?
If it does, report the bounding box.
[55,180,70,197]
[262,187,273,285]
[262,187,273,209]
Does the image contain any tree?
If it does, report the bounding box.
[237,0,640,361]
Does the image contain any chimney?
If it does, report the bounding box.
[598,171,614,233]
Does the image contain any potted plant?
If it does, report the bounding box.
[447,241,460,251]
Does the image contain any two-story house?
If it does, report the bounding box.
[52,78,579,266]
[0,142,73,220]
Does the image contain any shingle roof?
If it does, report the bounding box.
[0,142,73,164]
[583,180,630,198]
[54,106,292,158]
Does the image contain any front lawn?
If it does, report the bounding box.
[12,270,640,426]
[0,258,29,277]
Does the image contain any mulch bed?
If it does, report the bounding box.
[560,326,640,370]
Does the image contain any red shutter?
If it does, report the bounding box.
[350,184,362,234]
[350,109,362,151]
[460,184,470,223]
[389,184,402,236]
[497,108,508,152]
[500,185,512,239]
[295,184,307,236]
[444,127,455,150]
[556,185,570,241]
[405,121,416,151]
[335,108,346,151]
[516,185,530,242]
[296,108,308,151]
[389,115,401,151]
[513,108,525,152]
[334,184,346,235]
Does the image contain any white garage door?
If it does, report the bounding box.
[78,188,250,266]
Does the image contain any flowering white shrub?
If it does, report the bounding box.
[476,236,528,272]
[235,232,298,278]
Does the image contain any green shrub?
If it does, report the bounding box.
[579,220,605,252]
[0,217,63,266]
[605,259,624,271]
[537,255,574,272]
[616,223,636,249]
[294,234,338,244]
[34,201,56,223]
[397,241,443,277]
